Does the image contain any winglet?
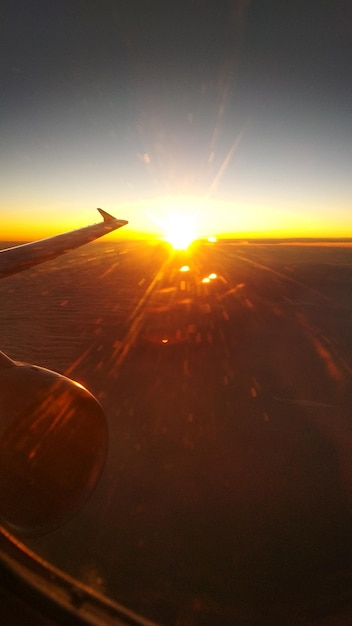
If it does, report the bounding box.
[97,208,128,226]
[97,208,117,222]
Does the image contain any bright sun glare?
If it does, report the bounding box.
[163,211,197,250]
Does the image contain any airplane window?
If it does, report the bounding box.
[1,2,352,624]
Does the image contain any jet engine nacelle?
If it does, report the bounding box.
[0,351,108,536]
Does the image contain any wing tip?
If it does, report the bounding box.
[97,208,115,222]
[97,208,128,226]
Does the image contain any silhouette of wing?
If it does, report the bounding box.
[0,209,128,280]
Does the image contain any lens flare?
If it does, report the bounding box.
[163,212,197,250]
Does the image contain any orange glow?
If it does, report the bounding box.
[2,195,352,243]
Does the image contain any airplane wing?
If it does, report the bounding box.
[0,209,128,280]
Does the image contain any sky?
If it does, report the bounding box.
[1,0,351,241]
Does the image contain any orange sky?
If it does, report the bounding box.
[2,194,352,243]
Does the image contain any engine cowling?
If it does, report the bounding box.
[0,351,108,536]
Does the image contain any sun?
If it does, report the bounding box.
[163,211,197,250]
[147,199,201,249]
